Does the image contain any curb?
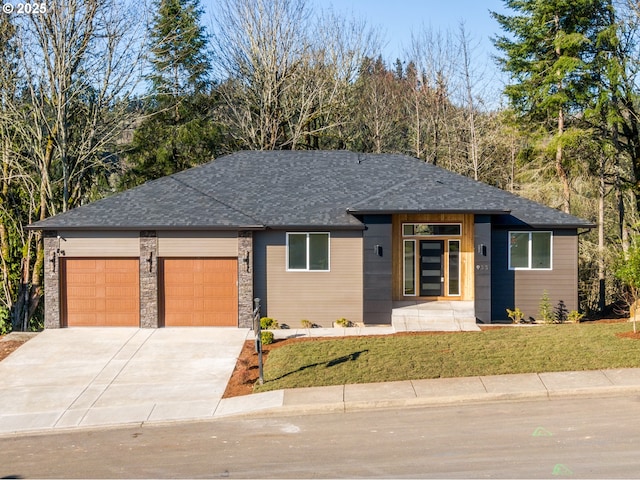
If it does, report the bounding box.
[212,374,640,420]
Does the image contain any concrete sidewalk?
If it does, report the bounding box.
[2,327,640,436]
[215,368,640,419]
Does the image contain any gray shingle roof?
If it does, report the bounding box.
[29,151,594,230]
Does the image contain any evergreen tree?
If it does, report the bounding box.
[120,0,221,188]
[492,0,613,213]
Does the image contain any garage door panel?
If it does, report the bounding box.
[63,258,139,327]
[111,298,138,310]
[217,285,238,296]
[66,285,96,297]
[169,286,195,297]
[167,312,196,325]
[106,273,136,284]
[104,313,139,326]
[105,285,137,297]
[68,273,97,285]
[162,258,238,327]
[171,273,195,284]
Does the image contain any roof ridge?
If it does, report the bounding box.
[168,176,264,226]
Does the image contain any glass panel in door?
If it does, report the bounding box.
[403,240,416,296]
[448,240,460,296]
[419,240,443,296]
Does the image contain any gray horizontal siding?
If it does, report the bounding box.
[492,228,578,322]
[254,230,363,327]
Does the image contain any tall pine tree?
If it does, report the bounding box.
[121,0,220,187]
[492,0,613,213]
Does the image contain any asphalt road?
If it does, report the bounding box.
[2,395,640,478]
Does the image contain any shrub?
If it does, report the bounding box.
[554,300,568,323]
[0,306,10,335]
[301,319,321,328]
[615,240,640,333]
[538,291,554,324]
[506,307,525,324]
[260,317,279,330]
[567,310,585,324]
[335,317,353,327]
[260,330,274,345]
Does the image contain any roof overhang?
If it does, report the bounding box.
[523,223,596,229]
[264,224,365,231]
[27,224,268,232]
[346,208,512,215]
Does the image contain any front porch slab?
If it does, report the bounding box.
[392,301,480,332]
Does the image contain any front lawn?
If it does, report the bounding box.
[254,322,640,393]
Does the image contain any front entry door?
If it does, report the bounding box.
[419,240,444,296]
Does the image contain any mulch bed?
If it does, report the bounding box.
[616,331,640,340]
[0,335,33,362]
[222,336,327,398]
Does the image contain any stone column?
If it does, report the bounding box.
[139,231,159,328]
[43,231,61,328]
[238,231,254,328]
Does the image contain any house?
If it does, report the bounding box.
[29,151,594,329]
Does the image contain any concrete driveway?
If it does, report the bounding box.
[0,327,250,435]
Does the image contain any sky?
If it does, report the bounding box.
[311,0,508,63]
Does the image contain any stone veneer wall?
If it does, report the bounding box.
[43,231,61,328]
[238,231,254,328]
[139,231,158,328]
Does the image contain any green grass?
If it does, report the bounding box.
[254,322,640,393]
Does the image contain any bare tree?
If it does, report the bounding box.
[404,26,456,164]
[311,10,380,149]
[211,0,312,149]
[211,0,378,150]
[350,57,405,153]
[457,23,482,180]
[17,0,146,212]
[1,0,145,329]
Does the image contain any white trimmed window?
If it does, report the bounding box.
[509,231,552,270]
[286,233,330,271]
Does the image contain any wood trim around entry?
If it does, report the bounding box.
[392,213,475,301]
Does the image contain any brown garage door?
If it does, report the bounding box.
[63,258,140,327]
[160,258,238,326]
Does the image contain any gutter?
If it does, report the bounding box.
[346,208,512,215]
[26,224,268,232]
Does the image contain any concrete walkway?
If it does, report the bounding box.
[3,327,640,436]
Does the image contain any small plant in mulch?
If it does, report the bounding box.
[538,291,554,324]
[335,317,354,327]
[260,330,275,345]
[554,300,568,323]
[506,307,525,324]
[300,319,321,328]
[259,317,278,345]
[260,317,279,330]
[567,310,585,324]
